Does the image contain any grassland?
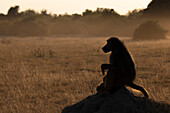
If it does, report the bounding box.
[0,37,169,113]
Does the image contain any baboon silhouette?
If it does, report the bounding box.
[97,37,149,98]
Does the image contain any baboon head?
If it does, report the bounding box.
[102,37,123,53]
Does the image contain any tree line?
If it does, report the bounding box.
[0,0,169,37]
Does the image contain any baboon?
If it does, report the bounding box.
[97,37,149,98]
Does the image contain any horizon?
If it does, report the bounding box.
[0,0,152,15]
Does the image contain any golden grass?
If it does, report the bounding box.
[0,37,169,113]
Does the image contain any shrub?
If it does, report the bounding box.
[133,21,168,40]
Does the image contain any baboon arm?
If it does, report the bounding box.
[104,74,115,91]
[101,64,120,75]
[101,64,111,75]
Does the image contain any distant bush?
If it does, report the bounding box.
[133,21,168,40]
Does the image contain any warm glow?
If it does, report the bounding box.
[0,0,152,15]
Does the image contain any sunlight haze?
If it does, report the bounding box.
[0,0,152,15]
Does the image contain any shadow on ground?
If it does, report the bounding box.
[62,87,170,113]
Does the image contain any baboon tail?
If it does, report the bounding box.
[128,83,149,98]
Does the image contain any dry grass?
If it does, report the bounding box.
[0,37,169,113]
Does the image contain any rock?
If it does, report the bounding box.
[62,87,170,113]
[62,87,144,113]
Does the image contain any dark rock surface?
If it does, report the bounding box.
[62,87,170,113]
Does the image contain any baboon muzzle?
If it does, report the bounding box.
[102,45,110,53]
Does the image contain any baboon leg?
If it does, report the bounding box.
[104,69,123,93]
[128,83,149,98]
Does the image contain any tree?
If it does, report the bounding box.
[83,9,93,16]
[20,9,38,16]
[41,10,48,15]
[144,0,170,17]
[7,6,19,16]
[127,9,143,19]
[133,21,168,40]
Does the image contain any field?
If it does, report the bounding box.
[0,37,169,113]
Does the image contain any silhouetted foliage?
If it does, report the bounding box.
[0,1,170,37]
[20,9,38,16]
[0,13,5,20]
[96,8,119,17]
[127,9,143,19]
[144,0,170,17]
[41,10,48,15]
[133,21,168,40]
[7,6,19,16]
[83,9,93,16]
[0,13,5,17]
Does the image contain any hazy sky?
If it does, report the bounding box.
[0,0,152,15]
